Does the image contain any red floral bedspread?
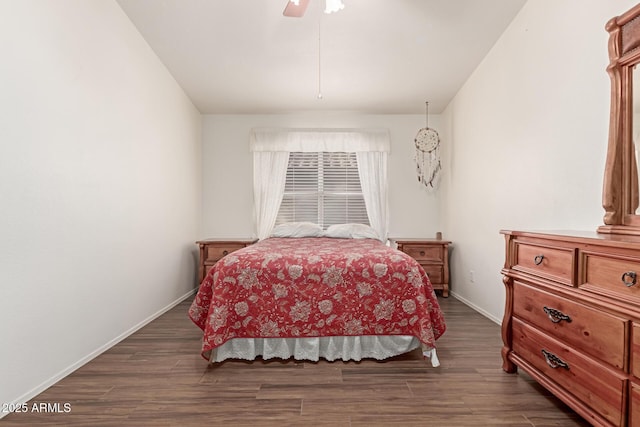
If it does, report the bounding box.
[189,237,446,359]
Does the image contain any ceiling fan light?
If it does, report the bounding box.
[324,0,344,14]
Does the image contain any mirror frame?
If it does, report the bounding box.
[599,3,640,236]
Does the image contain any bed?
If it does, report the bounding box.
[189,228,446,366]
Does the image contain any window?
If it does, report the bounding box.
[276,152,369,229]
[250,128,389,240]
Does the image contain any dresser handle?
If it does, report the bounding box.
[542,307,572,324]
[222,250,229,256]
[534,255,544,265]
[420,251,425,256]
[541,349,569,370]
[622,271,637,287]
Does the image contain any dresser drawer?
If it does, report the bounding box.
[513,241,575,285]
[402,245,442,262]
[513,281,626,369]
[512,318,625,426]
[581,251,640,303]
[205,244,246,262]
[633,323,640,379]
[631,383,640,427]
[421,264,443,283]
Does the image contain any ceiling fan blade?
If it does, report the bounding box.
[283,0,310,17]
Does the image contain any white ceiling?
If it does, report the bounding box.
[116,0,527,114]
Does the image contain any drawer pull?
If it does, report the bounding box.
[222,250,229,256]
[621,271,637,287]
[420,251,425,256]
[533,254,544,265]
[541,349,569,370]
[542,306,572,324]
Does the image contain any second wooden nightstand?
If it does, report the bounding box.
[391,238,451,297]
[196,238,258,284]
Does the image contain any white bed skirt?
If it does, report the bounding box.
[208,335,440,367]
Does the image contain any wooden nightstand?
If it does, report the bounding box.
[391,238,451,297]
[196,238,258,284]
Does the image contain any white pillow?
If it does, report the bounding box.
[270,222,324,238]
[325,223,380,240]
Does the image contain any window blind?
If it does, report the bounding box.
[276,152,369,229]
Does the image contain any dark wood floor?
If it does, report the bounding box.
[2,295,589,426]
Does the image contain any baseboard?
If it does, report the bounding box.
[449,291,502,325]
[1,288,197,420]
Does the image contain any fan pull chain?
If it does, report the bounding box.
[318,20,322,99]
[425,101,429,127]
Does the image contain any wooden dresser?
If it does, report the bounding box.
[196,238,258,284]
[500,230,640,426]
[392,238,451,297]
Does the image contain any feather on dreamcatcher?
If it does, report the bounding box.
[414,101,441,190]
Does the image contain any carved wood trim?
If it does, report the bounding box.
[603,15,624,226]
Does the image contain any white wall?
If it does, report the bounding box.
[201,113,444,240]
[0,0,202,409]
[440,0,638,322]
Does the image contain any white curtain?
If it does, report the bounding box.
[250,128,390,240]
[252,151,290,240]
[250,128,390,152]
[356,152,389,241]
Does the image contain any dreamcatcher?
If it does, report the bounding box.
[414,101,441,190]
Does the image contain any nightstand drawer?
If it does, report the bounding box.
[421,264,443,283]
[514,241,575,285]
[206,244,246,262]
[403,245,442,262]
[197,238,257,284]
[392,238,451,297]
[204,264,214,280]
